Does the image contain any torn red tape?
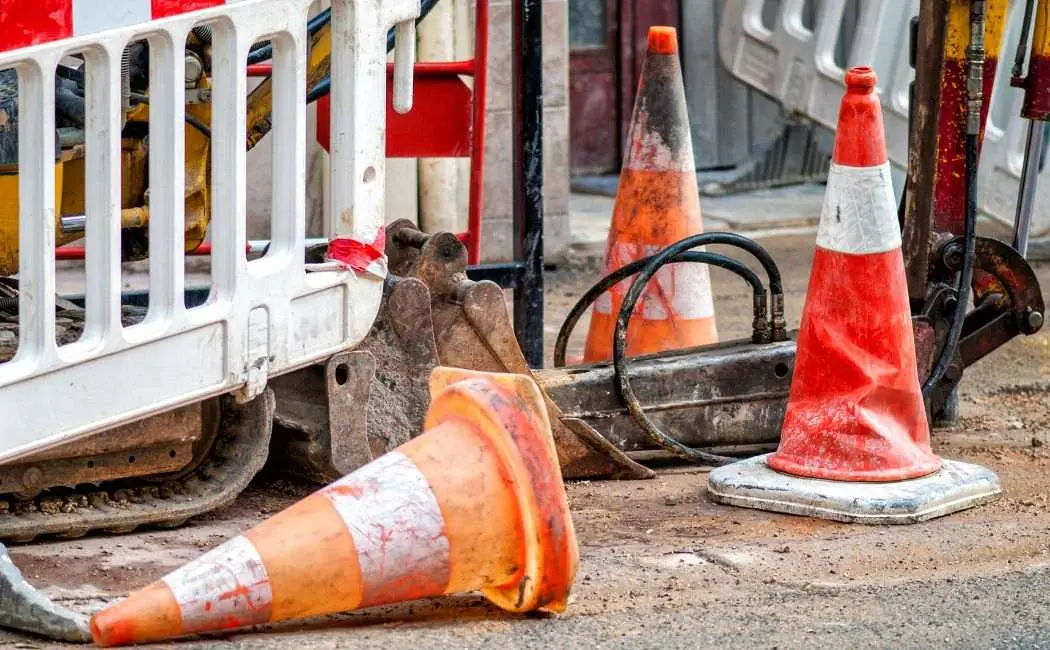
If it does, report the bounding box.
[326,228,388,279]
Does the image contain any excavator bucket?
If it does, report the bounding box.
[270,220,653,482]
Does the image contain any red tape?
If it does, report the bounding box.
[326,228,388,279]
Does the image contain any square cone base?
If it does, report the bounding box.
[706,454,1001,524]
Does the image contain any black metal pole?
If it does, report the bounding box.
[512,0,545,368]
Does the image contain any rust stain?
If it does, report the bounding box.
[328,484,365,499]
[218,584,252,602]
[339,208,354,231]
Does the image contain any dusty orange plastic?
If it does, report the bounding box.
[583,25,716,363]
[89,368,579,647]
[647,25,678,54]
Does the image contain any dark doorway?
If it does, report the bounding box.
[568,0,681,176]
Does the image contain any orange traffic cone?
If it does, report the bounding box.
[89,369,578,646]
[582,26,716,363]
[707,66,1000,523]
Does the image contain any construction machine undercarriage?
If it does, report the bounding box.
[0,294,275,541]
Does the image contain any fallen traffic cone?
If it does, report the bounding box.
[89,369,578,646]
[706,66,1000,524]
[582,26,717,363]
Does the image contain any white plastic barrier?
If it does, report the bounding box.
[718,0,1048,237]
[0,0,419,461]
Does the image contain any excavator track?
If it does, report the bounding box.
[0,296,275,544]
[0,390,274,544]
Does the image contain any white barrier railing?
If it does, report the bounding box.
[0,0,419,461]
[719,0,1048,237]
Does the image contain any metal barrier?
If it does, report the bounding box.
[718,0,1050,238]
[0,0,420,462]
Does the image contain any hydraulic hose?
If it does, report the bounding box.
[553,250,767,367]
[1012,0,1037,81]
[246,8,332,65]
[553,231,786,368]
[611,241,771,466]
[306,0,442,104]
[55,82,86,125]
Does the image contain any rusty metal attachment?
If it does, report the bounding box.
[273,220,654,482]
[919,235,1045,416]
[270,275,442,483]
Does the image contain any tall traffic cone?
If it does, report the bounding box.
[89,369,578,646]
[581,26,717,363]
[706,66,1000,524]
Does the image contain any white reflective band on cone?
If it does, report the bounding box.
[162,535,274,633]
[816,162,901,255]
[323,451,450,607]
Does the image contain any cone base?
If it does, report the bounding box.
[707,454,1001,525]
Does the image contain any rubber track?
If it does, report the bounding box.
[0,390,274,544]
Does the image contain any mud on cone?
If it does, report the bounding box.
[90,369,579,646]
[582,26,717,363]
[706,66,1001,524]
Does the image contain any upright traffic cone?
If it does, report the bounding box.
[89,369,578,646]
[706,66,1000,524]
[582,26,717,363]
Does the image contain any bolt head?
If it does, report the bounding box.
[21,466,42,489]
[1027,310,1044,331]
[184,54,203,85]
[942,244,964,270]
[945,363,963,381]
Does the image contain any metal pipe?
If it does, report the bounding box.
[511,0,545,368]
[417,0,459,235]
[56,237,330,260]
[391,226,431,249]
[61,215,85,233]
[1014,120,1044,256]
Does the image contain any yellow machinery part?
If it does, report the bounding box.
[0,22,334,277]
[0,163,64,277]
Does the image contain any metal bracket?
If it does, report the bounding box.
[324,351,376,475]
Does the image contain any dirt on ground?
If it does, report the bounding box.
[4,231,1050,649]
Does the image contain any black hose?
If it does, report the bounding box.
[922,134,977,399]
[183,113,212,139]
[552,252,768,367]
[246,8,331,65]
[613,243,767,466]
[1012,0,1037,80]
[553,231,785,367]
[56,64,85,87]
[306,0,442,104]
[127,93,211,138]
[55,85,86,125]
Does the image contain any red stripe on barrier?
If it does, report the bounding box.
[0,0,73,52]
[152,0,224,19]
